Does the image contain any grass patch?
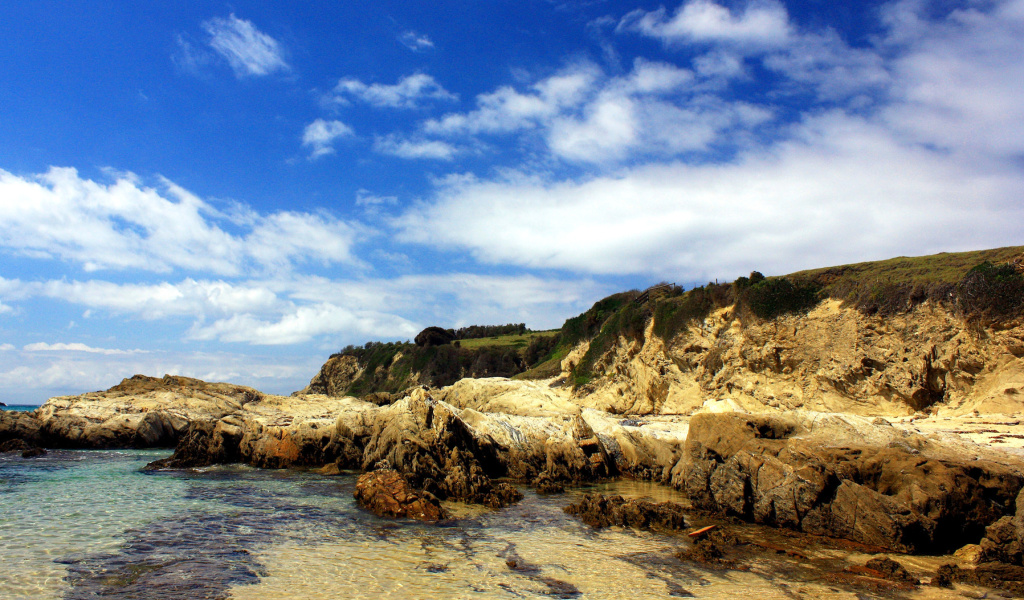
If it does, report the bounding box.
[457,330,558,350]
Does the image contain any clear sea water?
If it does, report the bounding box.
[1,405,39,412]
[0,449,969,599]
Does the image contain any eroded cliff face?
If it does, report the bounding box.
[574,300,1024,417]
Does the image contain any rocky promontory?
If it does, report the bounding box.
[3,246,1024,591]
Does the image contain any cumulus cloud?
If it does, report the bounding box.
[398,31,436,52]
[302,119,355,158]
[373,135,458,160]
[202,14,289,77]
[189,303,419,345]
[0,167,364,276]
[23,342,147,355]
[334,74,456,109]
[621,0,792,49]
[0,343,14,351]
[396,111,1024,278]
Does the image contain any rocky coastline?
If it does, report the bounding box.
[3,292,1024,594]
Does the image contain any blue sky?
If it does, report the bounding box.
[1,0,1023,403]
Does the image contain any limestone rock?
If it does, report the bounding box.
[354,468,449,521]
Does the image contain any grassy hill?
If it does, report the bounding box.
[324,246,1024,395]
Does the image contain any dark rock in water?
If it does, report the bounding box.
[933,562,1024,595]
[0,438,46,457]
[0,438,33,453]
[354,468,450,521]
[532,471,565,494]
[863,557,918,585]
[676,412,1023,553]
[21,446,47,458]
[564,493,688,532]
[0,401,7,407]
[144,418,244,470]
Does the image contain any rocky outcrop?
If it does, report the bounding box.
[356,392,523,507]
[301,354,363,397]
[564,493,688,531]
[354,468,449,521]
[674,411,1024,553]
[0,409,42,446]
[576,301,1024,417]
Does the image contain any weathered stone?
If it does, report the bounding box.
[354,469,449,521]
[564,493,687,532]
[675,412,1023,553]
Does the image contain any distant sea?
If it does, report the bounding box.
[0,404,38,412]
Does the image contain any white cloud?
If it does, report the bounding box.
[334,74,456,109]
[23,342,147,355]
[0,167,364,275]
[396,111,1024,278]
[189,303,420,345]
[203,14,289,77]
[373,135,458,160]
[882,0,1024,158]
[398,31,435,52]
[622,0,792,48]
[0,343,13,351]
[302,119,355,158]
[423,64,601,136]
[355,189,398,207]
[36,279,280,320]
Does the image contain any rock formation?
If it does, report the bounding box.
[354,468,450,521]
[673,411,1023,553]
[564,493,688,531]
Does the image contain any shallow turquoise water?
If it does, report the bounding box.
[1,405,39,412]
[0,450,960,599]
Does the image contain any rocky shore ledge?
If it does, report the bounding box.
[4,372,1024,567]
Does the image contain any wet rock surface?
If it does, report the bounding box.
[353,468,450,521]
[564,493,688,531]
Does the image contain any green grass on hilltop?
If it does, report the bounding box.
[456,330,559,350]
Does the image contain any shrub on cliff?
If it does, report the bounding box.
[956,261,1024,321]
[738,275,822,320]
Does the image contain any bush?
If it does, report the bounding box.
[955,261,1024,320]
[739,276,821,320]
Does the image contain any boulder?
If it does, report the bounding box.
[354,468,449,521]
[564,493,688,531]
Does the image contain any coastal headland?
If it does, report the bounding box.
[3,245,1024,594]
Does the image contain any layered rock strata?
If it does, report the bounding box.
[673,411,1024,553]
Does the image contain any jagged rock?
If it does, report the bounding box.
[354,468,449,521]
[564,493,687,531]
[359,393,522,507]
[531,471,565,494]
[675,411,1023,553]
